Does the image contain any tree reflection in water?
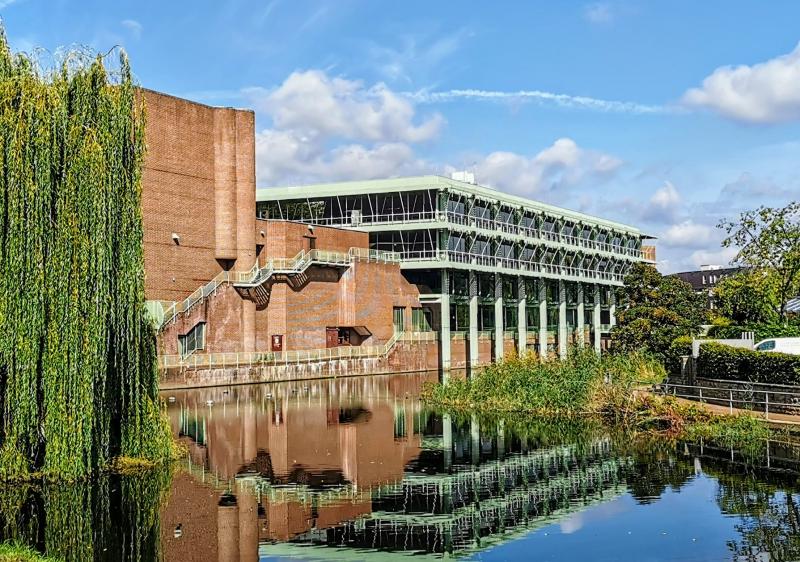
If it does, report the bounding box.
[0,374,799,561]
[0,466,173,562]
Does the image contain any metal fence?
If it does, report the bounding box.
[159,331,438,370]
[653,381,800,418]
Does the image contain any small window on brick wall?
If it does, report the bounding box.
[179,322,206,357]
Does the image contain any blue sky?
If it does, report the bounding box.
[5,0,800,272]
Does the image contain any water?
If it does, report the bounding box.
[2,372,800,561]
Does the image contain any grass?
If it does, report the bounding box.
[423,347,772,451]
[0,543,59,562]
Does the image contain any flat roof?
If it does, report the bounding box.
[256,175,651,236]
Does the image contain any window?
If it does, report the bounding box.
[756,340,776,351]
[393,307,405,333]
[412,307,433,331]
[178,322,205,357]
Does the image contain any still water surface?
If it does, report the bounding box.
[1,372,800,561]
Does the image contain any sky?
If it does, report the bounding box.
[4,0,800,273]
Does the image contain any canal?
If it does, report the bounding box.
[1,372,799,561]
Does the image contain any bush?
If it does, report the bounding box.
[707,322,800,341]
[697,342,800,385]
[664,335,693,375]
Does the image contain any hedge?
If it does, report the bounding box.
[697,342,800,385]
[707,322,800,341]
[665,335,694,375]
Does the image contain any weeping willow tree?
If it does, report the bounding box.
[0,30,173,480]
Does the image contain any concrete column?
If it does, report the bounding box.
[593,284,602,354]
[517,277,527,356]
[494,274,504,361]
[238,489,259,562]
[610,289,617,328]
[217,500,240,562]
[441,270,451,373]
[558,280,568,359]
[469,271,479,369]
[577,283,585,347]
[538,280,548,359]
[497,419,505,460]
[443,413,452,471]
[470,413,480,466]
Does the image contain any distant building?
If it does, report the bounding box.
[671,265,745,309]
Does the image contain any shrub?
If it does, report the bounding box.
[707,322,800,341]
[697,342,800,385]
[664,335,694,375]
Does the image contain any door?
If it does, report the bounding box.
[326,328,338,348]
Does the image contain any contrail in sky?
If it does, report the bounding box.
[407,88,672,115]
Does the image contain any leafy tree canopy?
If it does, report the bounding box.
[719,202,800,320]
[714,269,781,325]
[612,263,706,359]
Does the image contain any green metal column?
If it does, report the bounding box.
[558,280,568,359]
[577,283,585,347]
[610,288,617,328]
[469,270,479,370]
[517,276,527,356]
[538,280,548,359]
[593,284,602,354]
[441,270,451,373]
[494,274,504,361]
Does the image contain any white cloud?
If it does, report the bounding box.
[584,3,613,24]
[687,246,739,269]
[0,0,22,9]
[641,181,682,223]
[682,42,800,124]
[469,138,622,197]
[247,70,443,144]
[409,88,668,115]
[659,220,715,248]
[366,27,473,85]
[253,70,440,185]
[121,19,143,39]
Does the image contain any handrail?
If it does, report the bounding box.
[156,247,401,331]
[158,330,437,370]
[652,381,800,419]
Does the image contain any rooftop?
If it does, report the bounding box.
[256,175,649,236]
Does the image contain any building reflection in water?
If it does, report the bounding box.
[160,372,636,560]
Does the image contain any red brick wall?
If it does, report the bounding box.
[261,219,367,258]
[141,89,255,303]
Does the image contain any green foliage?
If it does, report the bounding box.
[707,320,800,341]
[0,543,60,562]
[714,269,781,324]
[697,342,800,385]
[422,347,666,415]
[0,467,173,562]
[612,263,706,359]
[719,202,800,320]
[664,335,694,375]
[0,29,171,479]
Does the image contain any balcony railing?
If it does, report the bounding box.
[278,210,644,260]
[399,250,625,283]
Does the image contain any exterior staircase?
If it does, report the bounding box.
[149,248,399,332]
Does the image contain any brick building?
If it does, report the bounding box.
[141,90,654,385]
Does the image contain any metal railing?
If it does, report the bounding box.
[292,211,644,260]
[159,331,437,370]
[157,247,400,330]
[653,381,800,419]
[398,250,625,283]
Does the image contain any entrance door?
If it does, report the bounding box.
[326,327,338,348]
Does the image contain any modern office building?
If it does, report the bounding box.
[256,174,656,369]
[139,89,654,384]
